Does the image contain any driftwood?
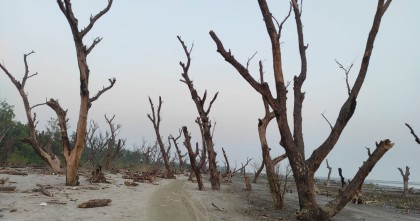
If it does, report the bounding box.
[47,199,67,205]
[78,199,112,208]
[0,186,16,192]
[122,171,158,184]
[212,203,226,211]
[36,184,53,197]
[0,170,28,176]
[124,181,139,187]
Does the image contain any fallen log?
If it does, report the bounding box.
[0,186,16,192]
[78,199,112,208]
[212,203,226,212]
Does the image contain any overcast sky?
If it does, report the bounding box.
[1,1,419,183]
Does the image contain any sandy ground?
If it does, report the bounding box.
[1,168,420,221]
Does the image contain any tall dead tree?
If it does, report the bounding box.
[221,147,231,178]
[177,36,220,190]
[102,114,125,170]
[210,0,393,219]
[0,52,61,172]
[182,126,205,190]
[147,96,173,177]
[398,166,410,196]
[405,123,420,145]
[169,129,187,173]
[47,0,116,185]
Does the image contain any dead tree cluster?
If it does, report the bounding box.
[210,0,394,219]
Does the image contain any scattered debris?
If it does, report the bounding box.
[0,177,9,186]
[47,199,67,205]
[39,202,47,206]
[35,184,53,197]
[78,199,112,208]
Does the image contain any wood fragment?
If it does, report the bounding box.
[0,186,16,192]
[124,181,139,187]
[211,202,226,211]
[36,184,53,197]
[78,199,112,208]
[47,199,67,205]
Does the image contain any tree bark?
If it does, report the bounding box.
[210,0,393,219]
[177,36,220,190]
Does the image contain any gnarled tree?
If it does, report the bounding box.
[177,36,220,190]
[210,0,393,219]
[0,52,61,172]
[48,0,116,185]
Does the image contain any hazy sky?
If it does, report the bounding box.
[1,1,419,183]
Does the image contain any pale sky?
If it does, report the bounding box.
[1,1,419,183]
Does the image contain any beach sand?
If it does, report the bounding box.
[1,168,419,221]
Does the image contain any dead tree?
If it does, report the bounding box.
[210,0,393,219]
[221,147,231,178]
[102,114,125,170]
[147,96,173,177]
[338,168,346,188]
[182,126,205,190]
[0,51,61,172]
[47,0,116,185]
[326,159,332,188]
[177,36,220,190]
[252,160,264,183]
[405,123,420,145]
[398,166,410,196]
[169,130,187,173]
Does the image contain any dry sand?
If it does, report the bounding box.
[1,168,420,221]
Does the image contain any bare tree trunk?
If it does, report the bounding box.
[253,160,264,183]
[221,147,231,178]
[398,166,410,196]
[177,36,220,190]
[326,159,332,188]
[169,130,186,173]
[147,97,172,177]
[210,0,393,219]
[182,126,204,191]
[49,0,116,185]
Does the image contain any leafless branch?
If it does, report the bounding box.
[272,2,292,39]
[86,37,103,55]
[321,112,333,130]
[89,78,116,104]
[405,123,420,145]
[246,51,258,70]
[79,0,113,38]
[335,59,353,95]
[365,147,371,156]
